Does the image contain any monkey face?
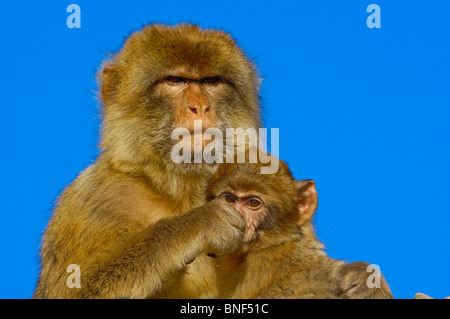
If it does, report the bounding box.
[220,191,269,243]
[99,24,262,173]
[152,71,227,154]
[207,160,299,245]
[207,160,319,249]
[156,74,224,132]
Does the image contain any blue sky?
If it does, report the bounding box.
[0,1,449,299]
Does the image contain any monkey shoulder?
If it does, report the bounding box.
[57,161,174,227]
[41,163,168,269]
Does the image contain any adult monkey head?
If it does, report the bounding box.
[99,24,262,190]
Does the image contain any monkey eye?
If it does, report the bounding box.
[165,76,186,83]
[246,198,262,209]
[201,76,222,85]
[223,193,237,204]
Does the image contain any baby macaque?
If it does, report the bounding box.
[206,159,393,299]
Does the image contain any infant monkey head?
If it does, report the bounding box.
[207,159,318,247]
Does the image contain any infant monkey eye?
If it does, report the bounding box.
[201,76,222,84]
[165,76,186,83]
[223,193,237,204]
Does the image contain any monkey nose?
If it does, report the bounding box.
[188,106,197,115]
[188,105,210,118]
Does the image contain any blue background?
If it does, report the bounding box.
[1,1,449,299]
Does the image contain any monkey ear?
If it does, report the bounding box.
[295,180,318,225]
[101,66,119,104]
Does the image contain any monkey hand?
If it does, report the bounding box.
[196,198,246,258]
[338,262,394,299]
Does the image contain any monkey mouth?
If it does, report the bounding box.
[169,125,227,166]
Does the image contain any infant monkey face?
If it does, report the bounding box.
[220,191,268,243]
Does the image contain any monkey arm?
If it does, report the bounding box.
[35,198,209,299]
[69,198,244,299]
[35,165,245,299]
[76,210,208,299]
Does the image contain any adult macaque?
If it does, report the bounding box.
[207,159,394,299]
[34,24,261,298]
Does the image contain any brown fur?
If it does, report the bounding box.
[207,160,394,299]
[34,23,260,298]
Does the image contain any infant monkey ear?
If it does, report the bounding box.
[294,180,318,225]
